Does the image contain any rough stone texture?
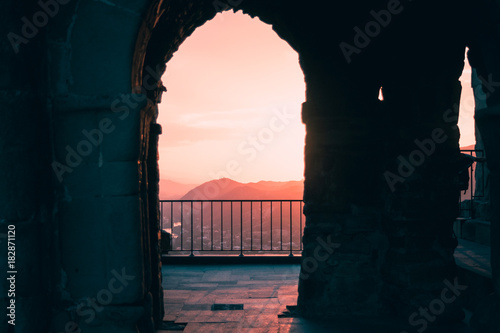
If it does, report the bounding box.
[0,1,53,327]
[146,122,164,327]
[474,104,500,332]
[380,57,465,321]
[472,68,492,220]
[468,1,500,329]
[0,91,43,220]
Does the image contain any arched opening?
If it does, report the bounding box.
[458,48,488,217]
[151,9,306,329]
[459,49,476,149]
[158,11,305,189]
[154,11,306,261]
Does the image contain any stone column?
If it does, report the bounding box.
[0,1,53,331]
[297,47,465,325]
[297,55,388,318]
[468,5,500,328]
[476,106,500,289]
[298,107,389,318]
[472,105,500,332]
[471,67,500,333]
[147,123,164,328]
[380,76,464,322]
[50,94,148,333]
[0,90,53,333]
[472,68,491,219]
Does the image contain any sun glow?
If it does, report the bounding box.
[158,11,306,184]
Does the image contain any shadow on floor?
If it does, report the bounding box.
[278,317,474,333]
[160,264,476,333]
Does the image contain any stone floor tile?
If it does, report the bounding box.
[160,253,483,333]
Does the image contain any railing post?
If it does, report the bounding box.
[239,201,244,257]
[471,162,475,219]
[221,201,224,251]
[190,201,194,257]
[160,202,163,231]
[170,202,173,250]
[201,202,204,251]
[270,201,273,251]
[181,201,184,251]
[250,201,253,251]
[280,201,283,251]
[289,201,293,257]
[260,201,263,251]
[300,202,303,251]
[211,201,214,251]
[230,201,233,250]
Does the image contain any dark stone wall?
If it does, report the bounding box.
[1,0,500,331]
[296,0,469,322]
[0,0,54,331]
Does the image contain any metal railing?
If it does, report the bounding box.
[160,200,304,256]
[160,150,485,257]
[459,149,486,218]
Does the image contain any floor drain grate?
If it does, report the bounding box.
[160,321,187,331]
[211,304,244,311]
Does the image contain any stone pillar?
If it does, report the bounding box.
[380,76,464,322]
[298,107,389,318]
[0,1,53,331]
[471,68,500,333]
[137,106,161,332]
[468,4,500,328]
[472,68,491,219]
[138,109,154,333]
[472,105,500,332]
[50,94,148,332]
[476,106,500,290]
[147,123,164,328]
[0,90,52,333]
[297,55,389,318]
[297,46,465,324]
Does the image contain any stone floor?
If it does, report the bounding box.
[158,240,489,333]
[160,264,297,332]
[455,238,492,278]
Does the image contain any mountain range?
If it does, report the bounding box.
[160,178,304,200]
[160,144,476,200]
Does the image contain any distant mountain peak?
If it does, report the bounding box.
[180,178,304,200]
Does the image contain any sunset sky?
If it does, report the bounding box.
[157,11,476,185]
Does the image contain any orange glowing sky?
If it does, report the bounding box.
[158,11,476,184]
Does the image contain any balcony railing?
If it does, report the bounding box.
[160,151,485,257]
[160,200,304,256]
[459,149,486,219]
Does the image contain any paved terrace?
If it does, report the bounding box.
[158,240,489,333]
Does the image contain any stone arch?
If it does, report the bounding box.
[46,2,305,332]
[47,0,466,329]
[5,0,499,331]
